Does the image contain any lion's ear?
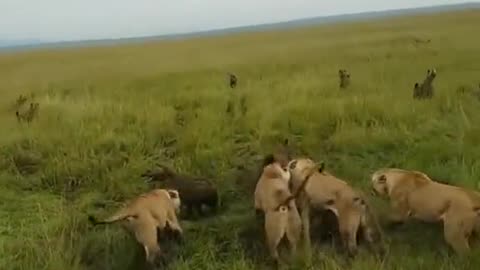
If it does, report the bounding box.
[378,175,387,183]
[167,190,179,199]
[288,160,298,170]
[353,196,365,206]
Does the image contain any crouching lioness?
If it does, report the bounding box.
[88,189,183,266]
[288,158,382,257]
[254,158,316,267]
[371,168,480,254]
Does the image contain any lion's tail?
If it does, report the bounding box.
[88,209,137,226]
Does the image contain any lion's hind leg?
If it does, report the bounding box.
[132,215,164,267]
[443,211,475,255]
[286,205,302,257]
[265,207,289,267]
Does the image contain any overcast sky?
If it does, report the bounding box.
[0,0,470,42]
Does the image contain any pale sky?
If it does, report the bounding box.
[0,0,472,42]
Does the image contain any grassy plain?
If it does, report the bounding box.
[1,8,480,270]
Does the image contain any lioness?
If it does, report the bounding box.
[88,188,183,266]
[254,159,313,267]
[289,158,381,257]
[371,168,480,254]
[254,160,297,265]
[254,156,324,267]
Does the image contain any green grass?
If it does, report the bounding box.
[2,8,480,270]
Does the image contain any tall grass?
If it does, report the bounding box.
[1,9,480,270]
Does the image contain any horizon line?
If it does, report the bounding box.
[1,1,478,52]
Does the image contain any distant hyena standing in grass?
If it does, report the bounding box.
[413,69,437,99]
[338,69,351,89]
[228,73,238,89]
[16,102,40,123]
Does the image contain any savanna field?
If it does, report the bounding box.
[1,9,480,270]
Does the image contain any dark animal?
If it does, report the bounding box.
[141,164,219,218]
[15,94,28,108]
[413,37,431,45]
[339,69,351,89]
[413,69,437,99]
[16,102,39,123]
[228,73,238,89]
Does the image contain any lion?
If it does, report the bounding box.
[371,168,480,254]
[288,158,383,257]
[253,158,308,267]
[88,188,183,267]
[413,68,437,99]
[254,160,297,266]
